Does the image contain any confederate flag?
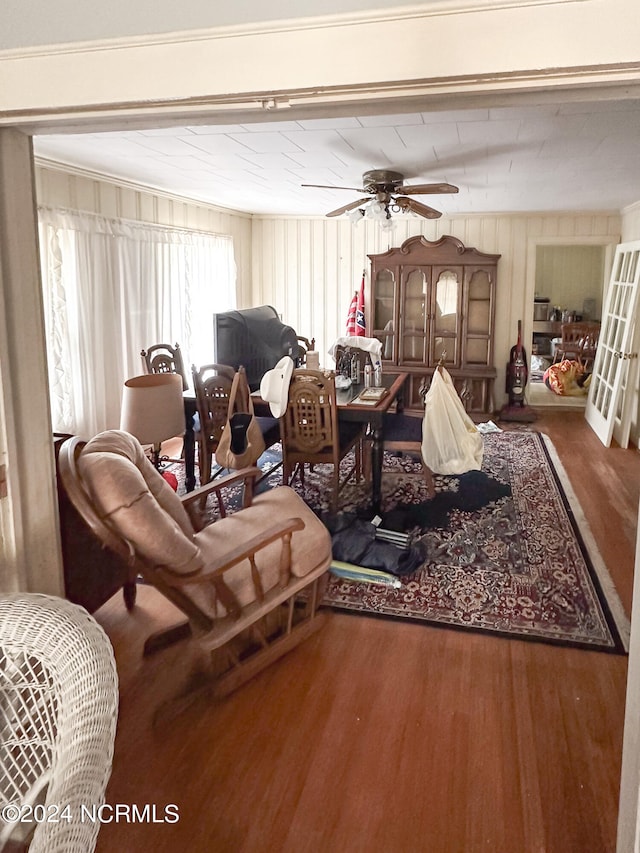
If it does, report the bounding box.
[346,273,366,336]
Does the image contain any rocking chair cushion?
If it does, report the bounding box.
[80,430,203,576]
[190,486,331,618]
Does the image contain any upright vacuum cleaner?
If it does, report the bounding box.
[501,320,537,422]
[506,320,528,406]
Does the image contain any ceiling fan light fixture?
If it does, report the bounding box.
[367,200,388,220]
[347,207,365,224]
[313,169,456,223]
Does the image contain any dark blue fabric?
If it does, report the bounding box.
[324,513,424,577]
[382,412,423,442]
[257,416,280,449]
[337,420,364,451]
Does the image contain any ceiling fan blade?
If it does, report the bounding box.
[394,197,442,219]
[326,198,371,217]
[396,182,459,195]
[301,183,367,192]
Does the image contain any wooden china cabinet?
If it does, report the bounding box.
[367,235,500,414]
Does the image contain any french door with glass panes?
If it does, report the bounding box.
[585,240,640,447]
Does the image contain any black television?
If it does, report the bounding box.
[213,305,302,391]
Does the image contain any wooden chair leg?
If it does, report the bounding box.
[363,438,372,483]
[199,440,211,487]
[355,440,362,482]
[421,458,436,497]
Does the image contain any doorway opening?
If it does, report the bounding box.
[527,241,613,408]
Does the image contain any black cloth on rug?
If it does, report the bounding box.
[323,513,424,577]
[382,470,511,532]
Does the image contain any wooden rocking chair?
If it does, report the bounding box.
[58,430,332,712]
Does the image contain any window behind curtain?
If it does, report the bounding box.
[38,207,236,437]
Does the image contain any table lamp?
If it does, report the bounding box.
[120,373,185,469]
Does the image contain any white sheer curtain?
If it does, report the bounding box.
[38,208,236,437]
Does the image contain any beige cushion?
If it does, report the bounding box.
[79,429,203,575]
[184,486,331,618]
[79,430,331,619]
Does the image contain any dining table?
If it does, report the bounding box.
[182,370,409,513]
[333,371,409,514]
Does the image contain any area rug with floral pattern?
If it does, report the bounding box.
[170,430,628,652]
[261,430,629,652]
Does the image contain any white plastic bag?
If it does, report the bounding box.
[421,368,484,475]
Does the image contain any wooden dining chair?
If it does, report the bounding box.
[141,342,189,391]
[554,322,600,370]
[191,363,236,486]
[139,342,190,464]
[333,343,369,379]
[360,374,434,496]
[378,410,435,496]
[280,368,366,513]
[192,363,281,486]
[295,335,316,365]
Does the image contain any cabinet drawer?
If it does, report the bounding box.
[404,372,495,415]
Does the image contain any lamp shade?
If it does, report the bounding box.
[120,373,185,446]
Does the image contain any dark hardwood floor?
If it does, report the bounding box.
[93,411,640,853]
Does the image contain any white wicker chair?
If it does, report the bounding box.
[0,593,118,853]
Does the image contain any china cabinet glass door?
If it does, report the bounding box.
[401,268,427,363]
[373,268,396,360]
[430,267,461,366]
[465,268,493,365]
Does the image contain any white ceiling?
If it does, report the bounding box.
[33,97,640,218]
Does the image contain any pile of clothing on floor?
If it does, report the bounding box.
[542,359,591,396]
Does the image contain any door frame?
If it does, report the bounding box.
[617,502,640,852]
[524,235,619,393]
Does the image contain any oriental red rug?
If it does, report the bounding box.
[169,431,628,652]
[266,431,628,652]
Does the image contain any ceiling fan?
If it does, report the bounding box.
[301,169,459,220]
